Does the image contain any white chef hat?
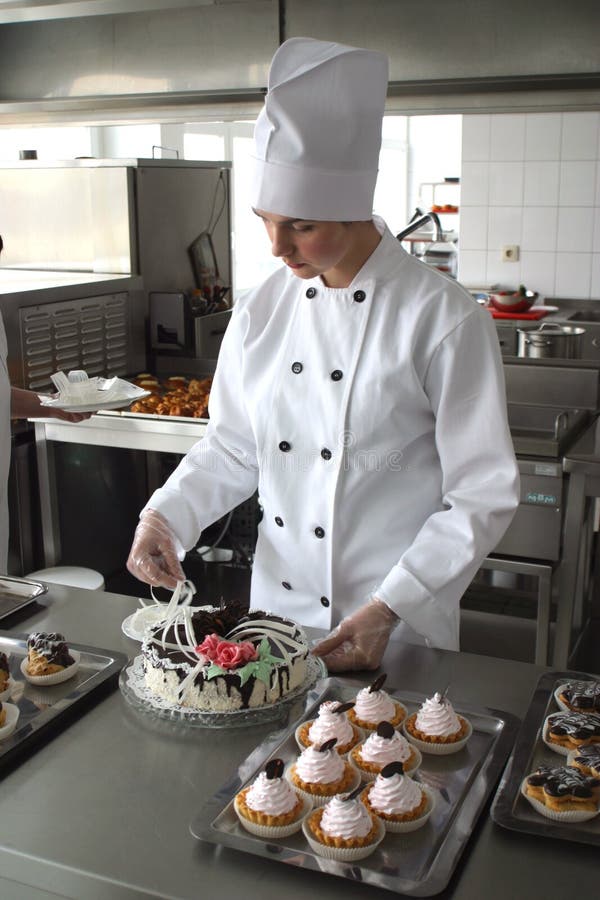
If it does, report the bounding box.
[251,37,389,221]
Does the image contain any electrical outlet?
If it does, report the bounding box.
[502,245,520,262]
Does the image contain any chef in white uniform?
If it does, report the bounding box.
[0,235,90,573]
[127,38,520,671]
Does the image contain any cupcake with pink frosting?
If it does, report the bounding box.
[403,691,472,755]
[362,761,435,832]
[302,785,385,861]
[350,721,422,780]
[287,738,360,807]
[348,674,407,731]
[234,758,310,837]
[296,700,362,755]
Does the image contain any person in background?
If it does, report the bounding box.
[127,37,519,672]
[0,234,89,573]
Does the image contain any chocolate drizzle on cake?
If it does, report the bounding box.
[0,652,8,675]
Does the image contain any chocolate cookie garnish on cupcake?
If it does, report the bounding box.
[347,674,407,731]
[21,632,79,684]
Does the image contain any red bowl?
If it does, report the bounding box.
[489,291,538,314]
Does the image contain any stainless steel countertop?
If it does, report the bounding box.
[0,585,597,900]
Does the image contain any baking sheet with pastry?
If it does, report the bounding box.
[491,669,600,845]
[191,677,519,896]
[0,634,127,771]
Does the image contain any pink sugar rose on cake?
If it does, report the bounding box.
[195,633,258,669]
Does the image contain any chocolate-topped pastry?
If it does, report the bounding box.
[525,765,600,812]
[568,745,600,778]
[558,681,600,714]
[544,711,600,751]
[0,652,9,691]
[26,632,74,676]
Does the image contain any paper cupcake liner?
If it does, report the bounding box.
[520,777,599,823]
[402,717,472,755]
[233,794,312,838]
[351,701,409,732]
[20,650,80,686]
[350,745,422,783]
[364,784,435,834]
[294,722,364,757]
[301,814,385,861]
[0,676,16,703]
[285,764,361,808]
[0,703,20,741]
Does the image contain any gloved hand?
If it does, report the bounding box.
[126,508,185,589]
[311,596,399,672]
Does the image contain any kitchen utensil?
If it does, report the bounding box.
[489,288,538,314]
[517,323,585,359]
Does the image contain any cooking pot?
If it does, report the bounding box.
[517,323,585,359]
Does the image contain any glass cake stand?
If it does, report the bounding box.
[119,655,327,729]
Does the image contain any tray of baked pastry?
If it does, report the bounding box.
[491,669,600,845]
[0,633,127,771]
[191,676,519,896]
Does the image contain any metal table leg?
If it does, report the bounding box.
[34,422,61,567]
[553,471,587,668]
[479,556,553,666]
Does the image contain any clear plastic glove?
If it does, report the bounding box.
[311,596,399,672]
[126,508,185,590]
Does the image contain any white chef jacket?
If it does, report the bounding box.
[0,312,10,574]
[147,220,520,651]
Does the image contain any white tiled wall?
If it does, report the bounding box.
[458,112,600,300]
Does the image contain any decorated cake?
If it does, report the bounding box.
[140,596,309,712]
[234,758,309,837]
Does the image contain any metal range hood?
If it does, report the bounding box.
[0,0,599,123]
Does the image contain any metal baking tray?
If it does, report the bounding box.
[191,677,520,896]
[0,634,127,771]
[491,669,600,845]
[0,577,47,621]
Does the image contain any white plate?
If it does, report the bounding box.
[121,604,212,642]
[48,390,150,413]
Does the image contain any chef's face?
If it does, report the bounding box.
[254,210,361,288]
